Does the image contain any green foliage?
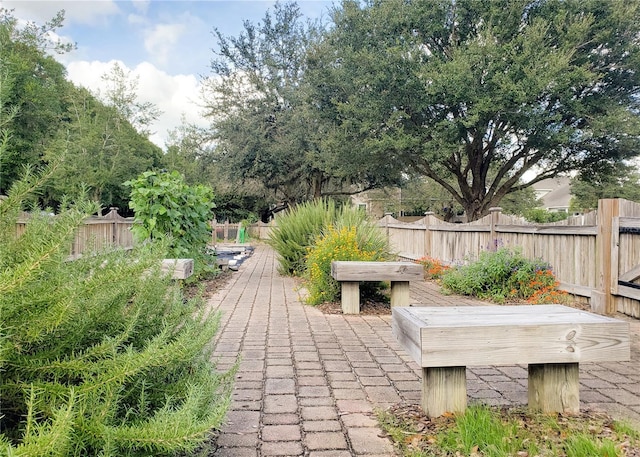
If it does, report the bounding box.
[204,1,325,205]
[47,85,163,211]
[267,199,338,276]
[305,209,392,305]
[125,170,215,277]
[204,2,401,208]
[0,9,163,210]
[320,0,640,221]
[523,208,569,223]
[440,248,567,304]
[439,406,535,457]
[499,186,541,218]
[0,167,234,456]
[0,9,73,197]
[570,162,640,212]
[565,434,620,457]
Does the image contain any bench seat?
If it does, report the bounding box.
[331,261,423,314]
[392,305,630,417]
[160,258,194,279]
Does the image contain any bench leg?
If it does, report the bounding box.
[341,281,360,314]
[422,366,467,418]
[390,281,410,307]
[528,363,579,414]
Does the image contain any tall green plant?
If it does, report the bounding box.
[125,170,215,277]
[0,167,234,456]
[267,198,338,275]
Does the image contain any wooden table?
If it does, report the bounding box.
[392,305,630,417]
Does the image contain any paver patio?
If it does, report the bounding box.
[207,245,640,456]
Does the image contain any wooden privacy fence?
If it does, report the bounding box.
[16,208,135,259]
[16,212,258,260]
[379,198,640,319]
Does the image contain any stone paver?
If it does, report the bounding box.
[208,245,640,456]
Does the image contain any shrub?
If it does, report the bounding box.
[441,247,568,304]
[0,168,234,455]
[524,208,569,223]
[267,199,338,276]
[305,207,392,305]
[415,256,450,280]
[125,170,216,280]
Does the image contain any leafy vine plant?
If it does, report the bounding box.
[125,170,216,276]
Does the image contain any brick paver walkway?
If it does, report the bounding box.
[207,245,640,456]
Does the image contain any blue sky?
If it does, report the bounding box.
[5,0,334,147]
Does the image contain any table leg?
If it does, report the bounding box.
[528,363,579,414]
[390,281,410,307]
[341,281,360,314]
[422,366,467,418]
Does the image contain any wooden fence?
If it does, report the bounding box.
[15,211,257,260]
[39,200,637,318]
[16,208,135,259]
[379,198,640,319]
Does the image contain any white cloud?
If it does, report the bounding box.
[66,59,207,150]
[131,0,150,14]
[127,13,148,26]
[4,0,121,26]
[143,22,186,66]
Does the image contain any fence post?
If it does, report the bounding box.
[384,212,392,246]
[424,212,434,257]
[593,199,619,315]
[223,220,229,242]
[489,207,502,251]
[210,219,217,245]
[105,207,120,244]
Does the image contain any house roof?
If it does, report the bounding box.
[531,177,572,210]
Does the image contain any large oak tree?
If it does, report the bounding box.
[318,0,640,220]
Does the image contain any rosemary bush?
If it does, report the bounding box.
[0,169,234,456]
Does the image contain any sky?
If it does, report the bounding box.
[4,0,335,148]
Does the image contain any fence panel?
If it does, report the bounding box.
[378,200,640,319]
[17,208,135,259]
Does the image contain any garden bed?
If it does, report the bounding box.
[379,402,640,457]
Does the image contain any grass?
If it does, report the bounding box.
[378,403,640,457]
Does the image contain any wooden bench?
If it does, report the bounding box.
[330,261,423,314]
[392,305,630,417]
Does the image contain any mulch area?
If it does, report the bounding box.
[316,298,392,315]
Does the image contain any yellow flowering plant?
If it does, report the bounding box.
[305,221,391,305]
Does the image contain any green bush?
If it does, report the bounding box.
[440,247,568,304]
[267,199,338,276]
[0,169,234,456]
[305,207,392,305]
[524,208,569,223]
[125,170,216,280]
